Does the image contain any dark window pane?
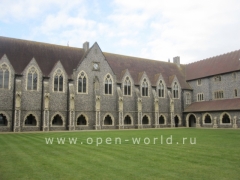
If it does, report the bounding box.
[109,84,112,94]
[105,83,108,94]
[0,70,3,88]
[146,88,148,96]
[27,73,32,90]
[124,85,127,95]
[59,76,63,91]
[4,70,9,89]
[128,85,131,95]
[33,73,37,90]
[142,87,145,96]
[83,77,86,93]
[78,78,82,92]
[54,76,58,91]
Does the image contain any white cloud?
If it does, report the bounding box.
[1,0,240,64]
[109,0,240,63]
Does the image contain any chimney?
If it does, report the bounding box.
[83,41,89,52]
[173,56,180,67]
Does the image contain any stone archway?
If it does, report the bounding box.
[174,116,179,127]
[189,114,196,127]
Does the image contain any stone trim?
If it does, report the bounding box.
[158,114,167,125]
[23,112,39,127]
[141,78,150,97]
[77,70,88,94]
[25,65,40,92]
[202,113,213,125]
[142,114,151,125]
[52,68,65,93]
[123,113,133,125]
[103,73,114,96]
[102,113,115,126]
[172,81,180,99]
[0,111,10,127]
[122,76,132,97]
[76,113,89,126]
[186,113,197,127]
[220,112,232,125]
[157,79,166,98]
[0,63,11,90]
[51,112,65,127]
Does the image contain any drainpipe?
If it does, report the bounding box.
[40,77,44,131]
[11,74,16,132]
[181,90,184,126]
[66,80,70,130]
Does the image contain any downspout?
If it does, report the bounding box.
[181,90,184,126]
[66,80,70,130]
[11,74,16,132]
[40,77,44,131]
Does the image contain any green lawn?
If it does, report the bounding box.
[0,128,240,180]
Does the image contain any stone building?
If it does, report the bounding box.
[0,36,239,132]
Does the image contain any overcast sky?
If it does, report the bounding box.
[0,0,240,64]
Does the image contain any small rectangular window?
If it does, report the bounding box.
[197,93,204,101]
[197,79,201,85]
[235,89,238,97]
[0,70,3,88]
[214,91,224,99]
[214,76,221,82]
[233,73,237,80]
[186,93,191,104]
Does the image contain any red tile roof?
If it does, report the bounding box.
[184,98,240,112]
[0,36,85,77]
[186,49,240,80]
[104,52,191,89]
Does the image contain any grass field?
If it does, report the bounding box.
[0,128,240,180]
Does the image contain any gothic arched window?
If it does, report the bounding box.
[27,67,38,90]
[158,80,164,97]
[54,69,64,92]
[173,82,179,99]
[142,78,148,96]
[124,76,131,96]
[78,71,87,93]
[105,74,113,95]
[0,64,10,89]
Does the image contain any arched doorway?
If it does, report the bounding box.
[174,116,179,127]
[189,114,196,127]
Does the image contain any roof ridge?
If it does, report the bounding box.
[103,51,171,64]
[0,36,84,50]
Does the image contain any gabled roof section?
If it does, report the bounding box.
[103,52,191,89]
[0,36,85,77]
[184,98,240,112]
[186,49,240,81]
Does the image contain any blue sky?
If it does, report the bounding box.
[1,0,240,64]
